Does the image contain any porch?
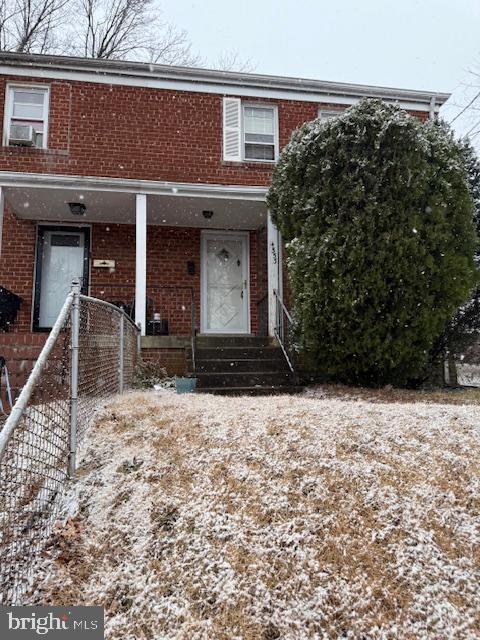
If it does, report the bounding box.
[0,174,285,383]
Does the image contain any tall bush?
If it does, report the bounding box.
[267,99,478,386]
[438,138,480,361]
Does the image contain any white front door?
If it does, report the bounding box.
[37,229,88,329]
[201,232,250,333]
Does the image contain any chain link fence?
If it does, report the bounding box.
[454,341,480,387]
[0,285,139,604]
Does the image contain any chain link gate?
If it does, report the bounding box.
[0,281,139,604]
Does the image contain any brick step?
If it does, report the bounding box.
[196,371,293,388]
[196,385,304,396]
[195,358,290,373]
[195,336,273,348]
[195,347,285,361]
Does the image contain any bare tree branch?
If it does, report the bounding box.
[146,23,201,66]
[212,50,255,73]
[0,1,21,50]
[69,0,200,65]
[449,89,480,125]
[0,0,256,72]
[0,0,66,51]
[447,65,480,150]
[12,0,69,53]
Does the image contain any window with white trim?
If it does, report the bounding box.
[222,97,278,162]
[4,85,49,148]
[243,105,277,161]
[318,108,343,121]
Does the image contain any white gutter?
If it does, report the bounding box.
[0,171,269,201]
[0,53,450,113]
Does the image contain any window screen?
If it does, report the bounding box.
[7,86,48,147]
[243,106,276,161]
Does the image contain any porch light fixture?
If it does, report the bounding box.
[202,210,214,219]
[68,202,87,216]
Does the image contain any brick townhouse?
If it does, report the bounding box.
[0,52,449,393]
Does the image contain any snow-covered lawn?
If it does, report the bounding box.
[27,388,480,639]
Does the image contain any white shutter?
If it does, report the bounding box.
[223,97,242,161]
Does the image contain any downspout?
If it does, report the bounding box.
[429,96,436,121]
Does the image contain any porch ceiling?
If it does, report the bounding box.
[4,186,267,230]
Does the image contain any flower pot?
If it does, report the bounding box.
[175,377,197,394]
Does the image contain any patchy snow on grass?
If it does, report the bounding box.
[26,388,480,639]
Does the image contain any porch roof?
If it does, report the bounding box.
[1,173,268,230]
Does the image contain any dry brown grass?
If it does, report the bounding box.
[307,382,480,405]
[26,389,480,639]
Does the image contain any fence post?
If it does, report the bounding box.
[119,313,124,393]
[68,280,81,478]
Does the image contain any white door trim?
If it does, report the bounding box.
[33,224,91,330]
[200,230,250,334]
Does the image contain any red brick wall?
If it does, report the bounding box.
[90,223,263,335]
[0,209,265,335]
[140,348,188,377]
[0,205,36,332]
[0,75,428,186]
[0,332,189,398]
[89,224,200,335]
[0,74,428,337]
[0,333,47,397]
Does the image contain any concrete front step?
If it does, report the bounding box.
[196,358,289,373]
[195,336,273,348]
[196,346,285,361]
[196,371,293,388]
[196,385,304,396]
[194,336,297,394]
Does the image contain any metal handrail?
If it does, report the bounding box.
[274,289,293,324]
[93,282,197,373]
[190,292,196,374]
[273,288,295,374]
[78,293,139,331]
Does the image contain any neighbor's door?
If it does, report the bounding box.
[34,228,89,330]
[201,232,249,333]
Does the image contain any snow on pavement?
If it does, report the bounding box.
[26,389,480,639]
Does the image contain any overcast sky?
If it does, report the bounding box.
[161,0,480,142]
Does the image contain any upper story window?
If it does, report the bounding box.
[243,105,276,161]
[318,108,343,121]
[4,85,49,148]
[223,97,278,163]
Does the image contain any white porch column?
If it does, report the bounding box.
[135,193,147,336]
[267,211,282,336]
